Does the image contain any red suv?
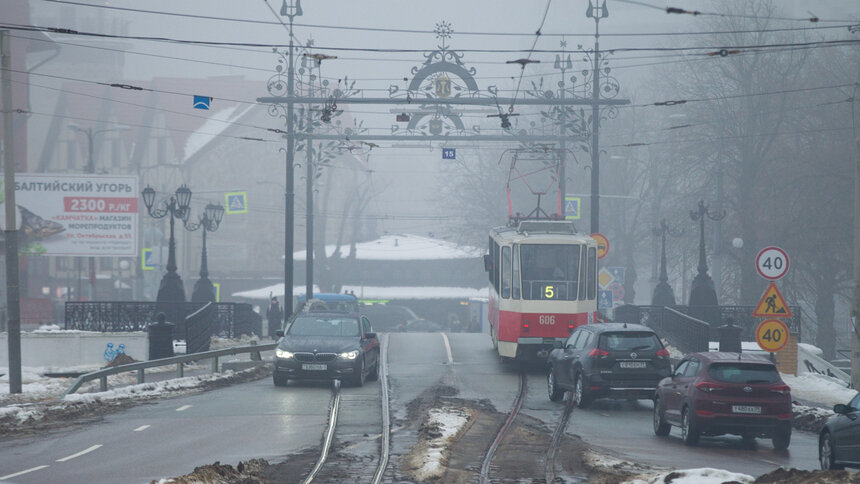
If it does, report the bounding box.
[653,352,792,449]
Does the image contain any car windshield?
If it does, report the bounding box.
[599,332,662,352]
[359,305,418,330]
[708,363,780,384]
[287,316,360,337]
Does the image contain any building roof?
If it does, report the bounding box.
[292,234,483,261]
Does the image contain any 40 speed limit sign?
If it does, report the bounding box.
[756,246,789,281]
[755,319,790,352]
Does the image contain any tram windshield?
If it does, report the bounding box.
[520,244,582,300]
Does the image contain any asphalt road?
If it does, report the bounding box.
[0,377,333,484]
[0,331,824,483]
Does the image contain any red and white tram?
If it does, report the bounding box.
[485,220,598,361]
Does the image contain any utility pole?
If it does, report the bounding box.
[586,0,608,234]
[281,0,302,317]
[305,70,314,301]
[1,30,22,393]
[851,31,860,388]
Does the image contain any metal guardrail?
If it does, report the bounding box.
[62,342,278,398]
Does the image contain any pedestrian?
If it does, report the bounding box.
[266,296,283,339]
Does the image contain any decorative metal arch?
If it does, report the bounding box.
[388,21,497,137]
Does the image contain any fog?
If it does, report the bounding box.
[2,0,859,356]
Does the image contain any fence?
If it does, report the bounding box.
[614,304,802,355]
[64,301,262,341]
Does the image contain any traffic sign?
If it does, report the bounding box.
[193,95,211,110]
[755,319,790,353]
[752,282,793,318]
[213,283,221,302]
[598,267,613,289]
[442,148,456,159]
[608,266,625,285]
[598,290,612,309]
[591,233,609,259]
[564,196,581,220]
[141,248,155,271]
[756,246,789,281]
[608,282,625,302]
[225,192,248,214]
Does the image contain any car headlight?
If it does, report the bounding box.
[275,348,294,359]
[339,350,359,360]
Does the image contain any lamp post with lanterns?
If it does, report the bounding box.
[183,203,225,303]
[141,185,192,303]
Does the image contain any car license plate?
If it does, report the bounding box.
[619,361,646,369]
[302,363,327,371]
[732,405,762,414]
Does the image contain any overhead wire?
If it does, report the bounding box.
[37,0,857,36]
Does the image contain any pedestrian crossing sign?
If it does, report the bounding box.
[752,282,793,318]
[213,283,221,302]
[141,248,155,271]
[564,196,581,220]
[225,192,248,214]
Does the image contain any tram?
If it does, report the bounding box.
[485,220,599,361]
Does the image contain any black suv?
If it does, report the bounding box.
[547,323,671,407]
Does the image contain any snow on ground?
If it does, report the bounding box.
[623,468,754,484]
[411,406,472,481]
[783,372,857,408]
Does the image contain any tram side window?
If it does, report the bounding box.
[488,237,494,285]
[493,240,501,291]
[587,247,597,300]
[512,245,521,299]
[501,246,512,298]
[578,245,587,301]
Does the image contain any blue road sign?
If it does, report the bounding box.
[442,148,456,160]
[225,192,248,214]
[193,95,211,110]
[598,290,612,309]
[608,266,626,285]
[141,248,155,271]
[564,196,581,220]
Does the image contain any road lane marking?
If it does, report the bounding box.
[133,425,151,432]
[0,465,50,480]
[440,333,453,364]
[176,405,192,412]
[56,444,102,462]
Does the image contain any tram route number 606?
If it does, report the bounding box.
[539,315,556,325]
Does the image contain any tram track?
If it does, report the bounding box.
[479,369,527,484]
[544,393,575,483]
[301,334,391,484]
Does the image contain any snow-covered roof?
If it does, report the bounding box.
[292,234,483,261]
[232,283,486,301]
[183,104,254,161]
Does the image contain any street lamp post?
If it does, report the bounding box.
[688,199,726,326]
[651,218,683,306]
[69,124,129,300]
[183,203,225,303]
[141,185,192,304]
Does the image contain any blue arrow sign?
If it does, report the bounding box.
[193,95,211,110]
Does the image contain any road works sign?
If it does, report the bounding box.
[752,282,793,318]
[755,319,790,353]
[756,246,789,281]
[591,233,609,259]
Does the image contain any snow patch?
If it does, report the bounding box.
[782,372,857,408]
[624,468,754,484]
[412,406,471,481]
[292,234,483,261]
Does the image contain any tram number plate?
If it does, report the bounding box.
[302,364,327,371]
[619,361,646,369]
[732,405,762,414]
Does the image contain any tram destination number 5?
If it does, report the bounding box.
[756,246,789,281]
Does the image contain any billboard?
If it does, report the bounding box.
[1,174,138,256]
